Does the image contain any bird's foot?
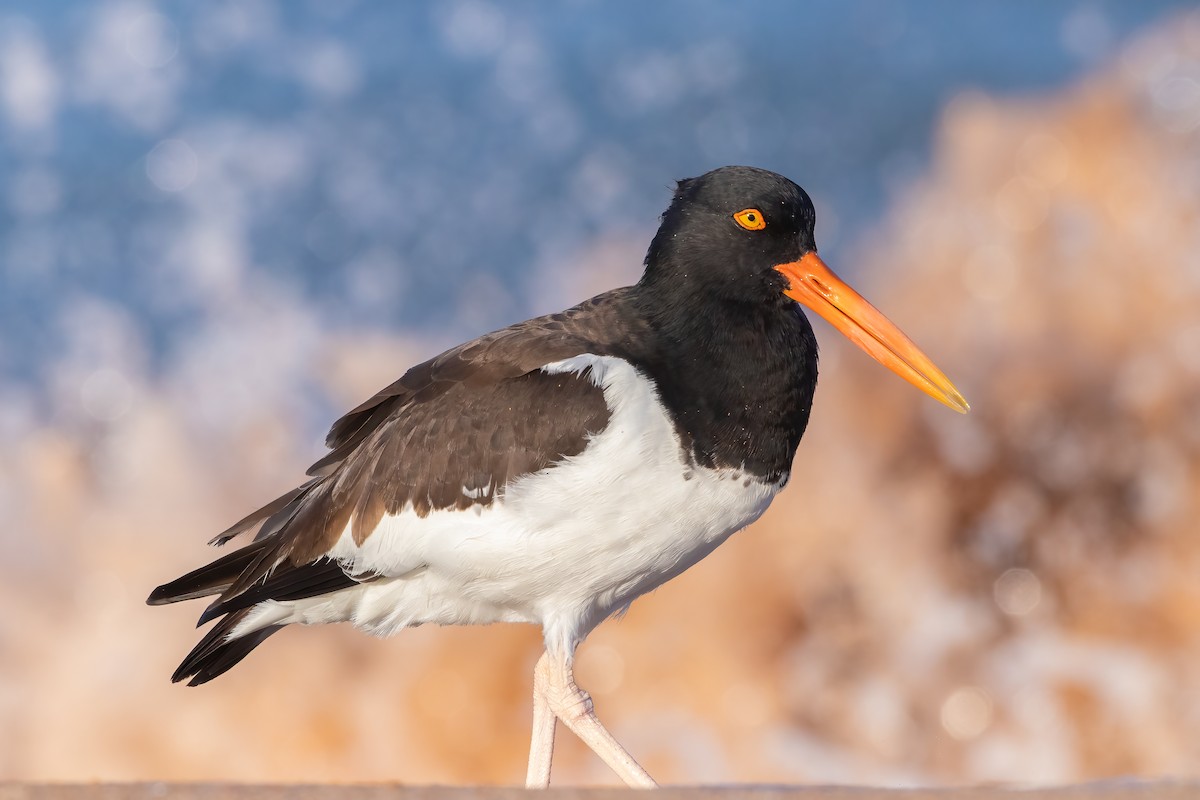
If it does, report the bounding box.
[525,650,657,789]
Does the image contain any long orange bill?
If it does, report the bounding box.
[776,252,969,413]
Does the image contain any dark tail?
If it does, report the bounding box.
[151,548,357,685]
[171,608,283,686]
[146,539,275,606]
[150,475,361,685]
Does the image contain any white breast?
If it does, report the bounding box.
[234,355,785,653]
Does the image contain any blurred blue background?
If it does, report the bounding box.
[0,0,1188,417]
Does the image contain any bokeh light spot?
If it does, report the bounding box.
[993,568,1043,617]
[940,686,993,741]
[438,0,506,59]
[145,138,197,192]
[81,368,134,422]
[123,12,180,69]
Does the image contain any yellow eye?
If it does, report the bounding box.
[733,208,765,231]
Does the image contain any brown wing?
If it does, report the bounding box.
[311,290,637,476]
[148,288,643,611]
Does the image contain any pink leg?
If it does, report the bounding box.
[525,649,657,788]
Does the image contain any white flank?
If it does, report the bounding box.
[233,355,785,653]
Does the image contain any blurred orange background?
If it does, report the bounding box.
[4,4,1200,789]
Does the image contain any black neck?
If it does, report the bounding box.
[625,281,819,482]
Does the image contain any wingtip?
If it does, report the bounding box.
[146,586,172,606]
[196,601,224,627]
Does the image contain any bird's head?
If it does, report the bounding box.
[642,165,969,413]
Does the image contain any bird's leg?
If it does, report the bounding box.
[525,651,558,788]
[526,648,657,788]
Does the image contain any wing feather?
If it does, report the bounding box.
[149,288,647,684]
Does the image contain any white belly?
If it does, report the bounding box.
[235,355,785,653]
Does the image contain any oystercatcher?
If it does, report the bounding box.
[149,166,967,787]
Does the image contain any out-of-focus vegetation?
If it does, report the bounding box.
[4,6,1200,789]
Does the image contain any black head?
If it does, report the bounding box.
[636,165,970,414]
[641,166,818,304]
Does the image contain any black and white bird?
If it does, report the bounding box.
[149,166,968,787]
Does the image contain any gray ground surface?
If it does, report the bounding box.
[3,783,1198,800]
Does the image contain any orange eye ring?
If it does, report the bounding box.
[733,208,765,231]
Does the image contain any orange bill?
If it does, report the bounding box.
[776,252,969,413]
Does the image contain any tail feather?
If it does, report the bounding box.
[172,608,283,686]
[198,557,358,626]
[152,461,362,686]
[146,539,273,606]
